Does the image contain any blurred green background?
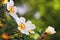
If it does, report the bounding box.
[0,0,60,40]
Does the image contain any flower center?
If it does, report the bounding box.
[9,6,14,14]
[19,23,25,30]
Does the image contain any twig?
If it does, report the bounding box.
[37,32,47,40]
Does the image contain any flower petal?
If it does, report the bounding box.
[18,27,29,35]
[48,26,54,31]
[25,20,36,30]
[19,17,26,24]
[34,11,40,19]
[17,4,28,15]
[7,0,14,11]
[45,26,56,34]
[30,31,35,34]
[14,6,18,13]
[9,13,19,20]
[18,27,25,33]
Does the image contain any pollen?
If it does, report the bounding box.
[19,23,25,30]
[9,6,14,14]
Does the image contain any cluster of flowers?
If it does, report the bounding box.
[1,0,56,40]
[6,0,36,35]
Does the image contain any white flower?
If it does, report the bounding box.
[34,11,40,19]
[7,0,18,20]
[17,4,29,15]
[17,17,36,35]
[45,26,56,34]
[7,0,14,11]
[9,6,18,19]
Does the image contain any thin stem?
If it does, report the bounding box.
[37,32,47,40]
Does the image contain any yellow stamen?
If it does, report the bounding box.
[9,6,14,14]
[19,23,25,30]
